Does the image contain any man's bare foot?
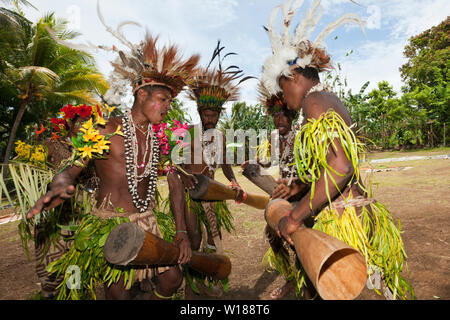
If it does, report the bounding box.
[270,280,295,300]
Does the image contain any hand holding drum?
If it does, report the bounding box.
[188,174,270,210]
[265,199,367,300]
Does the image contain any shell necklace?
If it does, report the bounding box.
[122,110,159,213]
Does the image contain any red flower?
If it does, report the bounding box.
[35,124,46,137]
[152,124,161,132]
[60,104,76,119]
[77,104,92,118]
[51,118,66,125]
[96,105,102,118]
[51,132,61,141]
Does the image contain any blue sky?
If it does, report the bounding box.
[15,0,449,122]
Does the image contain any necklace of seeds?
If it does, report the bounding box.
[122,111,160,213]
[199,124,219,174]
[128,112,152,175]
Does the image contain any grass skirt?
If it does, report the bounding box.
[46,194,177,300]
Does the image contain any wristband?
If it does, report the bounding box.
[235,191,247,204]
[176,230,188,233]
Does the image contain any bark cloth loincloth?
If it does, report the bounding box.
[92,199,171,283]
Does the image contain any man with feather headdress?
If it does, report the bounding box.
[28,3,201,300]
[260,0,415,299]
[241,83,314,299]
[175,41,255,296]
[180,41,255,255]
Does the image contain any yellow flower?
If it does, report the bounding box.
[30,149,46,163]
[78,145,95,159]
[105,104,116,113]
[15,141,32,159]
[80,118,94,131]
[15,140,25,148]
[114,125,124,136]
[93,138,111,154]
[95,115,106,126]
[82,127,100,142]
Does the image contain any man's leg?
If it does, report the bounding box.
[104,277,132,300]
[185,204,202,251]
[153,266,183,299]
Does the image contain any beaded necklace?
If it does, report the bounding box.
[198,124,220,175]
[122,110,160,213]
[279,123,298,183]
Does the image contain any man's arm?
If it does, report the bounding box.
[220,131,238,183]
[27,164,85,218]
[167,172,192,265]
[276,99,355,244]
[221,163,237,183]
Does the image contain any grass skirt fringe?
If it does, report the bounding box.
[47,192,177,300]
[46,215,132,300]
[185,190,235,236]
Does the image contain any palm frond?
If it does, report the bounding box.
[16,65,60,85]
[49,89,102,105]
[1,0,37,9]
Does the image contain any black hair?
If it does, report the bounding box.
[284,108,297,119]
[292,66,319,81]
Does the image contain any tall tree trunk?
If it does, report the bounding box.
[2,99,28,166]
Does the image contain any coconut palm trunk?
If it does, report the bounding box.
[3,98,29,163]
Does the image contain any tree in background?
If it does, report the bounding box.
[400,17,449,147]
[342,80,428,150]
[1,4,109,164]
[218,102,275,163]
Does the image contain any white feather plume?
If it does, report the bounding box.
[261,46,297,95]
[294,0,322,44]
[261,0,365,96]
[44,25,106,53]
[267,5,282,53]
[96,0,141,52]
[281,0,305,45]
[312,13,365,48]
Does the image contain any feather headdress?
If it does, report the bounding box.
[261,0,365,95]
[114,34,200,97]
[188,41,255,113]
[45,0,200,97]
[257,81,287,115]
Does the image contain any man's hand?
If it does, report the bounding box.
[271,178,294,199]
[177,170,198,190]
[175,232,192,265]
[275,216,301,246]
[27,184,76,219]
[271,178,306,200]
[230,179,245,203]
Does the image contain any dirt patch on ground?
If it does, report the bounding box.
[1,158,449,300]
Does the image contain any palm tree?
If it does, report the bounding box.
[1,9,109,164]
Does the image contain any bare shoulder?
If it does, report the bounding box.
[303,91,352,125]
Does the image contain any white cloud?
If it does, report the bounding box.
[330,0,448,93]
[338,40,407,94]
[16,0,448,112]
